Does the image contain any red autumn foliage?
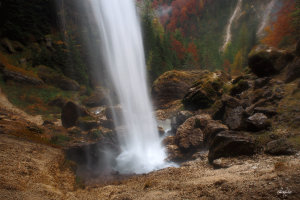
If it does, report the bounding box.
[186,42,199,62]
[170,35,185,60]
[152,0,211,35]
[223,59,231,73]
[262,0,296,47]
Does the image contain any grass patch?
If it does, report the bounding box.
[50,134,70,146]
[0,74,76,116]
[0,52,40,79]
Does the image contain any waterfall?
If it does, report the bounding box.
[257,0,277,38]
[87,0,172,174]
[221,0,243,52]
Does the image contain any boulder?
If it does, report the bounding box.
[1,65,43,85]
[171,110,193,132]
[265,139,295,155]
[253,107,277,117]
[246,113,270,132]
[203,120,228,146]
[248,46,290,77]
[61,101,90,128]
[285,58,300,83]
[182,71,230,110]
[163,136,176,146]
[194,114,212,128]
[83,88,109,107]
[222,94,242,108]
[254,77,271,89]
[224,106,246,130]
[230,80,250,96]
[175,115,205,151]
[212,95,252,130]
[37,65,80,91]
[152,70,204,108]
[183,87,214,110]
[212,95,243,123]
[208,132,256,163]
[211,100,225,120]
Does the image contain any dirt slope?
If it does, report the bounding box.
[1,131,300,200]
[0,134,75,200]
[0,89,43,125]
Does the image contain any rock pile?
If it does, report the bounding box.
[157,44,300,164]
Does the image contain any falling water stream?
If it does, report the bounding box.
[87,0,172,174]
[221,0,243,52]
[257,0,277,37]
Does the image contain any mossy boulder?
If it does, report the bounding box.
[0,55,43,85]
[248,46,293,77]
[83,87,109,107]
[37,65,80,91]
[182,70,231,110]
[152,70,205,108]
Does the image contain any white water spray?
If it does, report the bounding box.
[88,0,171,174]
[257,0,277,37]
[221,0,243,52]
